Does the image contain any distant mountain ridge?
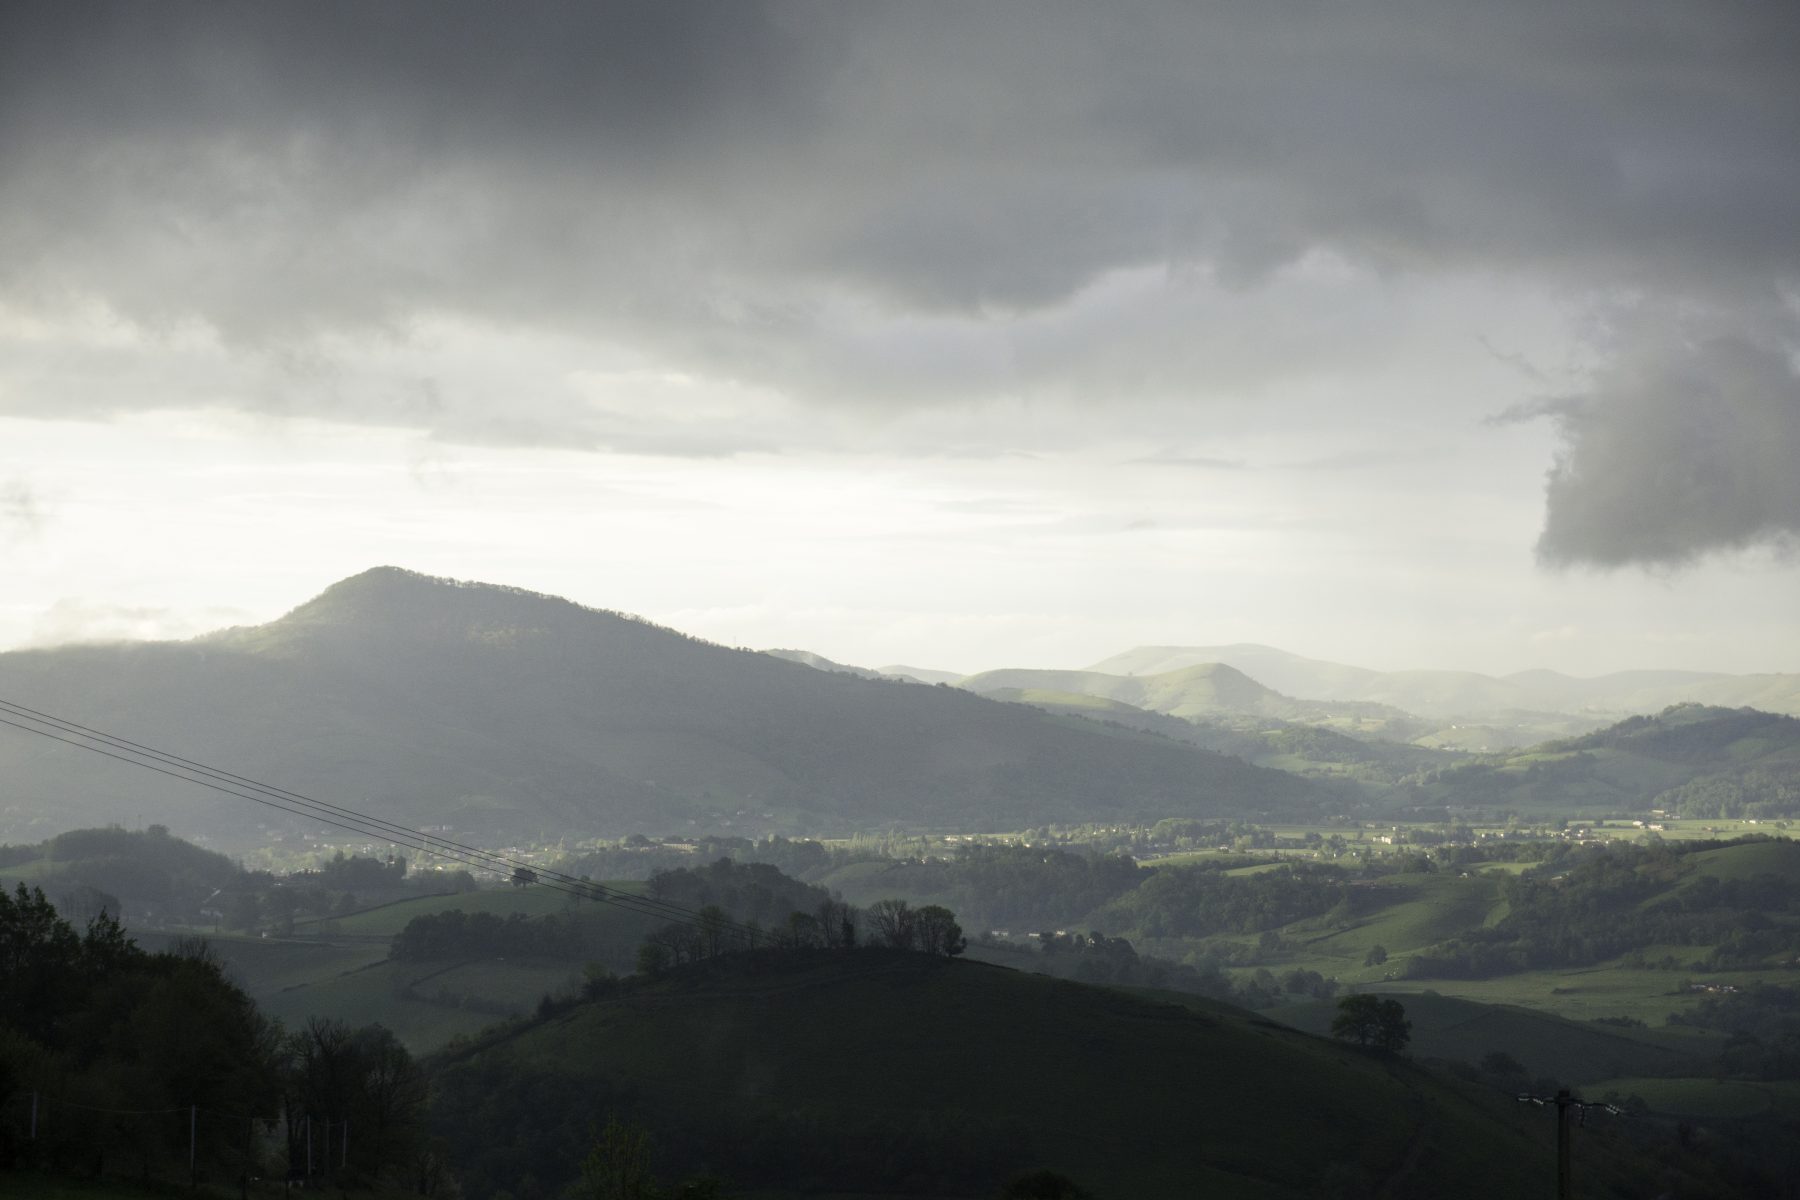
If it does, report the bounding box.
[0,568,1317,846]
[1085,644,1800,719]
[956,662,1413,727]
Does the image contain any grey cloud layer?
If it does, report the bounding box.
[1537,322,1800,567]
[3,1,1798,563]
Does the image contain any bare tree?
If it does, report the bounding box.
[815,898,857,949]
[781,910,823,949]
[868,898,916,950]
[913,905,966,957]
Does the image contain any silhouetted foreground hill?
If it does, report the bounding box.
[0,568,1316,845]
[431,951,1720,1199]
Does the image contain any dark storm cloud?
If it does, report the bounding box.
[3,1,1799,562]
[1535,318,1800,568]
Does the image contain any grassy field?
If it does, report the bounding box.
[1273,991,1711,1085]
[1680,837,1800,880]
[256,954,579,1050]
[465,952,1572,1199]
[129,883,656,1051]
[292,879,647,937]
[1586,1076,1800,1120]
[1356,962,1794,1025]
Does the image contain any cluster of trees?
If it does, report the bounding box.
[312,849,411,892]
[646,858,837,930]
[0,825,237,926]
[1330,994,1411,1052]
[866,899,965,955]
[0,883,429,1188]
[637,905,767,974]
[1030,930,1234,997]
[283,1016,434,1186]
[1659,768,1800,820]
[562,835,855,884]
[635,896,966,976]
[1669,983,1800,1081]
[0,883,275,1178]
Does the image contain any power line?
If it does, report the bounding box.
[0,698,772,943]
[0,696,755,932]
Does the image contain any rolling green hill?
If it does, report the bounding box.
[1274,992,1706,1086]
[428,950,1683,1199]
[0,825,241,925]
[1413,704,1800,817]
[0,568,1319,848]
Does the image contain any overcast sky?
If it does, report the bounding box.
[3,1,1798,678]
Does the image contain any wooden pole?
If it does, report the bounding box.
[1555,1089,1572,1200]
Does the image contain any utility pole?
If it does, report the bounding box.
[190,1104,197,1186]
[1519,1088,1623,1200]
[1556,1089,1571,1200]
[29,1092,36,1142]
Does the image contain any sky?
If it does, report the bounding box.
[2,1,1798,679]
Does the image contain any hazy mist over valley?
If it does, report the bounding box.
[4,3,1800,1198]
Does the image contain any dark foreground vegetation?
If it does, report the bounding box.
[0,883,437,1192]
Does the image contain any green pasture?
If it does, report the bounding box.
[1361,963,1787,1027]
[1681,837,1800,881]
[137,929,390,996]
[1276,872,1508,981]
[257,955,575,1051]
[295,879,646,937]
[1275,992,1704,1085]
[1587,1076,1800,1120]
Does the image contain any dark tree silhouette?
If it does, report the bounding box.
[1331,994,1411,1052]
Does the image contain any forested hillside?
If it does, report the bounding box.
[0,569,1319,847]
[1406,705,1800,817]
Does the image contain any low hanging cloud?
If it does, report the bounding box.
[1,480,46,541]
[23,599,255,648]
[1534,320,1800,568]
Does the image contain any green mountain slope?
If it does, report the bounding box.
[431,951,1622,1199]
[0,568,1318,846]
[973,686,1459,793]
[1415,704,1800,816]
